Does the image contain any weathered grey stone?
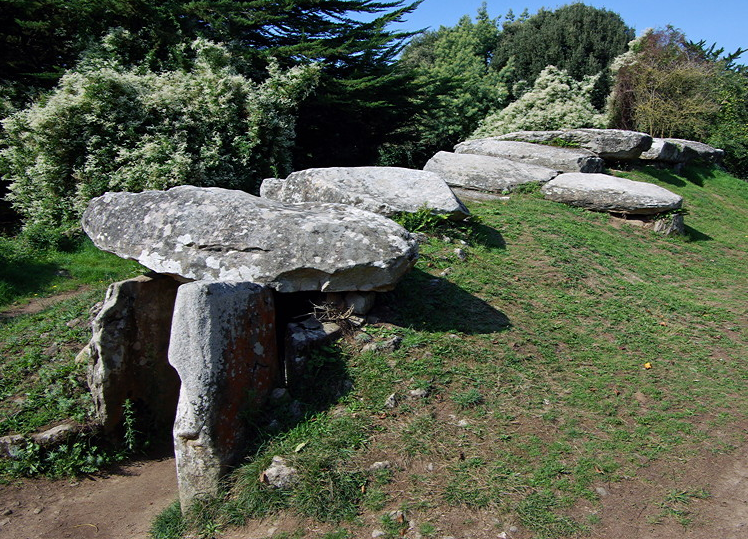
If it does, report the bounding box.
[661,138,724,164]
[261,166,469,220]
[423,151,558,192]
[541,173,683,215]
[652,213,685,236]
[169,281,278,509]
[0,435,25,458]
[640,138,693,163]
[341,291,374,315]
[31,423,81,446]
[83,186,418,293]
[496,129,653,160]
[260,456,299,489]
[87,275,181,434]
[455,139,604,173]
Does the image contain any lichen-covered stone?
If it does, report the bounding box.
[261,166,469,220]
[82,186,418,293]
[169,281,278,509]
[423,151,558,192]
[541,173,683,215]
[455,139,604,173]
[87,275,181,434]
[497,129,653,160]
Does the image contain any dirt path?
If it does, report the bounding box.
[0,457,177,539]
[0,446,747,539]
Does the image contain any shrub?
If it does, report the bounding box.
[471,66,605,138]
[1,38,318,233]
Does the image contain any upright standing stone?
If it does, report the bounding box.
[168,281,278,509]
[87,274,181,434]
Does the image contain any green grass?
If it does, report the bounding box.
[147,165,748,538]
[2,166,746,536]
[0,236,143,309]
[0,237,145,477]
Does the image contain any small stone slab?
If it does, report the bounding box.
[454,139,604,173]
[661,138,724,164]
[496,129,652,160]
[423,151,558,192]
[261,166,469,220]
[169,281,278,508]
[541,173,683,215]
[640,138,692,164]
[82,186,418,293]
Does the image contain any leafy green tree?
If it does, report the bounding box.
[492,3,633,108]
[607,28,719,140]
[1,40,318,238]
[389,4,509,165]
[472,65,605,138]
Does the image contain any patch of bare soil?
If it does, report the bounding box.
[589,443,748,539]
[0,457,177,539]
[0,286,92,319]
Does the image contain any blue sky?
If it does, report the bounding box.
[393,0,747,58]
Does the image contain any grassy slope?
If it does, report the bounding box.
[0,241,143,446]
[165,166,748,539]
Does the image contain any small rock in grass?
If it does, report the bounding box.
[260,456,299,489]
[372,530,386,538]
[457,419,470,428]
[385,393,398,409]
[509,526,519,533]
[596,486,609,497]
[369,461,391,472]
[440,267,453,277]
[454,248,467,261]
[65,318,81,328]
[408,388,429,399]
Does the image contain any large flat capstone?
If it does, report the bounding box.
[260,166,469,220]
[423,151,558,193]
[82,186,418,293]
[541,173,683,215]
[454,139,604,173]
[496,129,652,160]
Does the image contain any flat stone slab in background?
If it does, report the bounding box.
[541,173,683,215]
[83,186,418,293]
[423,151,558,193]
[261,166,469,220]
[455,139,604,173]
[497,129,652,160]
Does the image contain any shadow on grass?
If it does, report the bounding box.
[639,166,687,187]
[380,268,512,334]
[470,223,507,250]
[0,257,61,310]
[685,225,713,242]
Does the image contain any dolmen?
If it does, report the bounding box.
[81,185,420,509]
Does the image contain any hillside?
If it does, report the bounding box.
[158,165,748,538]
[1,165,747,538]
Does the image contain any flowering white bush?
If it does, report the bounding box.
[1,39,318,234]
[471,65,605,138]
